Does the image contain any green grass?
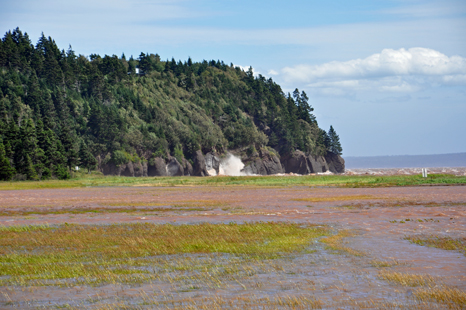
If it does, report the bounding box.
[1,172,465,190]
[0,222,329,286]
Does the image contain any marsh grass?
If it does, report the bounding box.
[320,230,364,256]
[414,286,466,309]
[0,200,231,216]
[405,235,466,255]
[0,222,329,286]
[378,271,466,309]
[369,259,403,268]
[1,173,465,190]
[378,271,436,287]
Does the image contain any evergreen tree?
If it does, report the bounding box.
[78,140,96,173]
[328,125,342,155]
[14,119,39,179]
[0,139,15,180]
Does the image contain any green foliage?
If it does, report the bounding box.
[0,28,339,181]
[0,139,15,180]
[328,125,343,155]
[111,150,129,166]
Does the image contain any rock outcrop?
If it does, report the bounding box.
[205,152,220,176]
[307,154,329,173]
[280,150,345,174]
[325,152,345,174]
[242,148,283,175]
[147,157,167,176]
[101,149,344,177]
[166,158,184,176]
[182,158,193,176]
[192,150,208,176]
[101,161,147,177]
[281,150,311,174]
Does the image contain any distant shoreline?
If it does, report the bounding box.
[344,152,466,169]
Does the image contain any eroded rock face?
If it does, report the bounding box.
[101,162,120,176]
[261,149,283,175]
[325,152,345,174]
[101,161,146,177]
[147,157,167,176]
[281,150,311,174]
[205,152,220,176]
[307,155,329,173]
[242,148,283,175]
[167,158,184,176]
[192,150,208,176]
[120,162,134,177]
[182,158,193,176]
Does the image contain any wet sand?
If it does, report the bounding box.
[0,185,465,309]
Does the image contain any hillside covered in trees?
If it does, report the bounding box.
[0,27,343,180]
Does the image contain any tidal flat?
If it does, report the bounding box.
[0,180,465,309]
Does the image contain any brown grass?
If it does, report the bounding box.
[320,230,364,256]
[415,286,466,309]
[378,271,436,287]
[405,235,466,255]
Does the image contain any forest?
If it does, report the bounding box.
[0,27,342,180]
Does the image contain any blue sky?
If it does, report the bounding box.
[2,0,466,156]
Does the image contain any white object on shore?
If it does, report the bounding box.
[422,168,428,178]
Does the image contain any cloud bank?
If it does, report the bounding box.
[281,48,466,95]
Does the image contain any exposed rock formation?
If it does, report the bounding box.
[182,158,193,176]
[307,154,329,173]
[167,158,184,176]
[281,150,311,174]
[101,161,147,177]
[242,148,283,175]
[147,157,167,176]
[192,150,209,176]
[101,149,344,177]
[205,152,220,176]
[325,152,345,174]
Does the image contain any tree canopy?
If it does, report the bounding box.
[0,27,342,180]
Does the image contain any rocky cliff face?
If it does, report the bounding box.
[100,149,344,177]
[281,150,344,174]
[242,148,283,175]
[101,161,148,177]
[325,152,345,174]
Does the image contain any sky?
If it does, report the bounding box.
[1,0,466,156]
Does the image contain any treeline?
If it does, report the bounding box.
[0,27,342,181]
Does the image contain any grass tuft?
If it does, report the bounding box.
[415,286,466,308]
[405,235,466,256]
[378,271,436,287]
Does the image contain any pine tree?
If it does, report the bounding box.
[79,140,96,173]
[0,139,15,180]
[328,125,342,155]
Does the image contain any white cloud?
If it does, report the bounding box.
[281,48,466,95]
[235,65,261,77]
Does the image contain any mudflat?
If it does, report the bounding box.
[1,185,465,309]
